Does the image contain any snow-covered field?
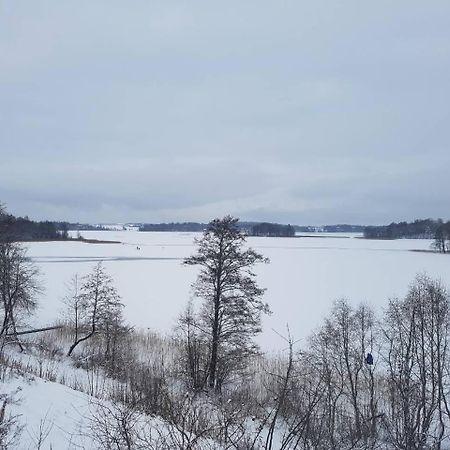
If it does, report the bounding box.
[26,231,450,351]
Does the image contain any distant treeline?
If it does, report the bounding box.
[138,221,297,237]
[138,222,367,235]
[251,222,295,237]
[295,224,366,233]
[54,222,108,231]
[138,221,271,233]
[363,219,441,239]
[0,214,67,241]
[139,222,207,232]
[0,203,108,241]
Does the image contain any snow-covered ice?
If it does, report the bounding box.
[25,231,450,351]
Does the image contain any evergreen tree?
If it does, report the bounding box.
[184,216,270,391]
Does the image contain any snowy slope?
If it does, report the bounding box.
[2,374,96,449]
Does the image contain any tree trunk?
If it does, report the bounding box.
[208,303,220,390]
[67,329,95,356]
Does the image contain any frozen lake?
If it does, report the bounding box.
[25,231,450,351]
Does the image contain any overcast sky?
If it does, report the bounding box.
[1,1,449,225]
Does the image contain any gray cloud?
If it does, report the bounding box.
[1,1,449,224]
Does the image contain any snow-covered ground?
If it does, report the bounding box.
[3,375,95,449]
[26,231,450,351]
[4,231,450,449]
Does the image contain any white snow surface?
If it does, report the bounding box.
[25,231,450,351]
[3,374,95,449]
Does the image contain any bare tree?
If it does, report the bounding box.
[63,274,84,349]
[88,398,142,450]
[382,275,450,450]
[0,241,41,351]
[157,390,218,449]
[27,409,54,450]
[259,332,327,450]
[89,392,221,450]
[0,392,23,449]
[184,216,270,392]
[305,300,381,449]
[67,262,124,357]
[264,328,296,450]
[176,300,210,391]
[277,352,326,450]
